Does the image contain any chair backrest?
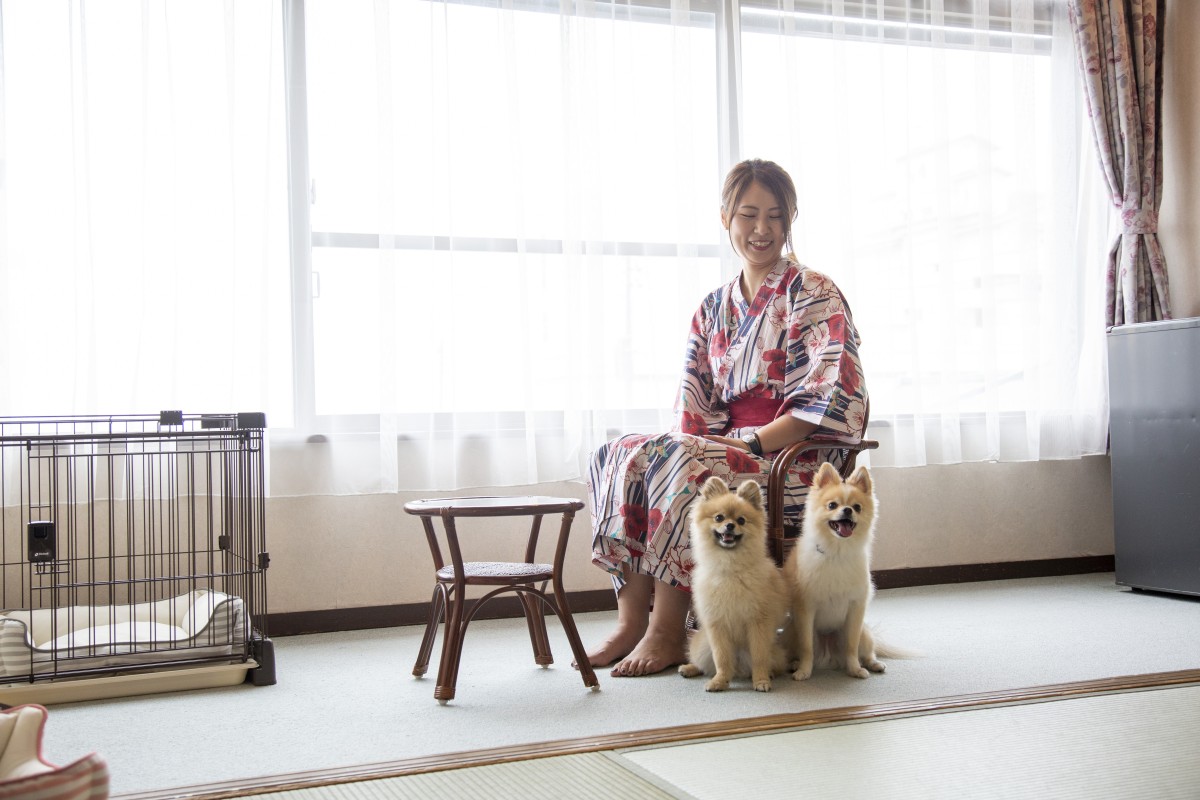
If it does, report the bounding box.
[765,404,878,566]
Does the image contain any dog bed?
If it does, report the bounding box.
[0,590,245,682]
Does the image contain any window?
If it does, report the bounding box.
[0,0,1104,494]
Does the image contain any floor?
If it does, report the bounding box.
[239,681,1200,800]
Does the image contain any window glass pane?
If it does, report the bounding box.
[306,0,722,417]
[306,0,718,244]
[741,25,1056,415]
[311,248,720,415]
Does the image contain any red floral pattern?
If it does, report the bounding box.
[680,411,707,435]
[725,446,760,475]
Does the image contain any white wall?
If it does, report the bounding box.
[267,3,1200,616]
[267,456,1116,614]
[1161,0,1200,320]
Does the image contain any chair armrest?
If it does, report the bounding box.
[767,437,879,545]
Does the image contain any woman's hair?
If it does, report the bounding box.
[720,159,799,256]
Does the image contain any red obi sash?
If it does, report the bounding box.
[727,398,784,430]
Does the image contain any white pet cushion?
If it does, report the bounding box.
[0,590,245,680]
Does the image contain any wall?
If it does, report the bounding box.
[1160,0,1200,319]
[266,2,1200,617]
[267,456,1116,614]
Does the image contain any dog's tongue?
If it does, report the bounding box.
[834,520,855,538]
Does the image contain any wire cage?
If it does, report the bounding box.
[0,411,274,696]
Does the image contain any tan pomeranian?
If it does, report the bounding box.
[678,476,789,692]
[785,461,889,680]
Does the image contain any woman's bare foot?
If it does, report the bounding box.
[610,630,687,677]
[581,622,646,668]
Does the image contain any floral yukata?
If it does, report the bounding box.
[587,257,868,594]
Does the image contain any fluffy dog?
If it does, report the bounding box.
[679,476,789,692]
[785,461,887,680]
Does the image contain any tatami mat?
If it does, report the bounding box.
[245,752,678,800]
[618,684,1200,800]
[210,683,1200,799]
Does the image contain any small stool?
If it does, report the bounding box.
[403,495,600,703]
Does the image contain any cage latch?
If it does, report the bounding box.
[27,521,56,563]
[258,552,271,570]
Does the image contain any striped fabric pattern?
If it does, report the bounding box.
[0,705,108,800]
[0,753,109,800]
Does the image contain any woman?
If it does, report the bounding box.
[585,158,869,677]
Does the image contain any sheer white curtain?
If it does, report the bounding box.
[738,0,1110,466]
[284,0,724,494]
[0,2,292,420]
[1,0,1109,498]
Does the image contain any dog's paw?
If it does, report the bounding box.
[678,663,702,678]
[753,678,772,692]
[791,666,812,681]
[865,659,886,674]
[846,665,870,679]
[704,676,730,692]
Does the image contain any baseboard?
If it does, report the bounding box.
[872,554,1115,590]
[266,590,619,637]
[265,555,1115,637]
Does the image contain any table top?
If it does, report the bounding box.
[403,495,585,517]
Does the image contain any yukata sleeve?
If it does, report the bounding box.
[779,273,868,441]
[672,299,729,435]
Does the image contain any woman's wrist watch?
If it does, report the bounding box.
[741,431,763,457]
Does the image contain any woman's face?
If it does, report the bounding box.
[723,180,787,271]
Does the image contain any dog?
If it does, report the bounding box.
[785,461,889,680]
[678,476,789,692]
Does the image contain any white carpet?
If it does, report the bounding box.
[33,573,1200,796]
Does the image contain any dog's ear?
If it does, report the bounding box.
[700,476,729,499]
[847,464,872,494]
[813,461,842,489]
[735,480,763,509]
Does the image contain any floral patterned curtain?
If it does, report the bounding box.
[1068,0,1171,325]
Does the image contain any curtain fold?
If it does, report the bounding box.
[1068,0,1171,325]
[0,2,292,419]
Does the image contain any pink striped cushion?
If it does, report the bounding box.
[0,753,109,800]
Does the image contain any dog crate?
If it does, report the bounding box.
[0,411,274,704]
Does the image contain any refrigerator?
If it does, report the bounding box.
[1107,317,1200,596]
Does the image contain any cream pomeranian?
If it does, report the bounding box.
[785,461,891,680]
[679,476,789,692]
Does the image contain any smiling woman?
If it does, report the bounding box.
[585,159,868,678]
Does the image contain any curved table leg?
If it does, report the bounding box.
[520,587,554,666]
[413,585,446,677]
